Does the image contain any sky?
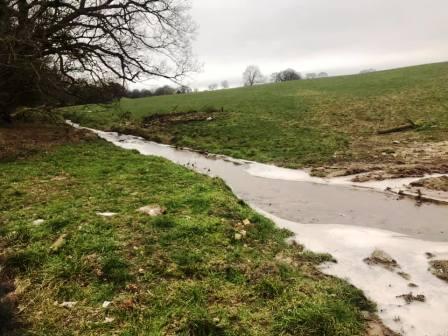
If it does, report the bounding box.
[137,0,448,90]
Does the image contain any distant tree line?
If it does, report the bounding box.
[242,65,300,87]
[39,82,194,106]
[206,80,230,91]
[126,85,193,99]
[271,69,302,82]
[360,68,377,74]
[305,72,329,79]
[241,66,331,86]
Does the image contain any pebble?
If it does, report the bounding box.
[102,301,111,309]
[58,301,77,309]
[96,212,117,217]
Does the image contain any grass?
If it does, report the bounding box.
[0,137,373,335]
[65,62,448,168]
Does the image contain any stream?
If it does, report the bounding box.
[69,122,448,336]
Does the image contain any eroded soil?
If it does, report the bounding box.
[312,139,448,192]
[410,176,448,192]
[0,122,96,161]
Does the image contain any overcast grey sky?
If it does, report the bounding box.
[139,0,448,89]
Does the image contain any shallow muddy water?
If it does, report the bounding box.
[69,122,448,336]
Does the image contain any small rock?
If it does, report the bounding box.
[240,230,247,237]
[104,317,115,323]
[392,140,400,145]
[50,234,67,252]
[429,260,448,283]
[371,250,395,263]
[138,268,145,274]
[212,317,220,324]
[234,233,242,241]
[366,321,388,336]
[59,301,77,309]
[96,212,117,217]
[206,117,213,121]
[242,219,251,226]
[364,249,398,270]
[102,301,111,309]
[408,283,418,288]
[137,204,166,217]
[32,219,45,225]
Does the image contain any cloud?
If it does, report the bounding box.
[134,0,448,89]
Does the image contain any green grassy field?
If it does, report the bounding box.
[0,136,374,335]
[66,62,448,168]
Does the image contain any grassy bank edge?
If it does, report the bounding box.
[0,130,385,335]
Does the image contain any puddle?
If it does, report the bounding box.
[260,210,448,336]
[68,122,448,335]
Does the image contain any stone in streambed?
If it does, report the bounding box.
[364,249,399,270]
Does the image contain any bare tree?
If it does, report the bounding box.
[0,0,196,122]
[208,83,218,91]
[306,73,317,80]
[154,85,176,96]
[272,69,302,82]
[243,65,264,86]
[317,72,329,78]
[221,80,229,89]
[177,85,192,94]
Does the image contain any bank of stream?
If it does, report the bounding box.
[68,121,448,336]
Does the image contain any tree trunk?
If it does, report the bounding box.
[0,109,13,123]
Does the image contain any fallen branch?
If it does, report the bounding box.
[377,120,417,135]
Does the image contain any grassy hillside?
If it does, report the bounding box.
[66,62,448,168]
[0,131,374,335]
